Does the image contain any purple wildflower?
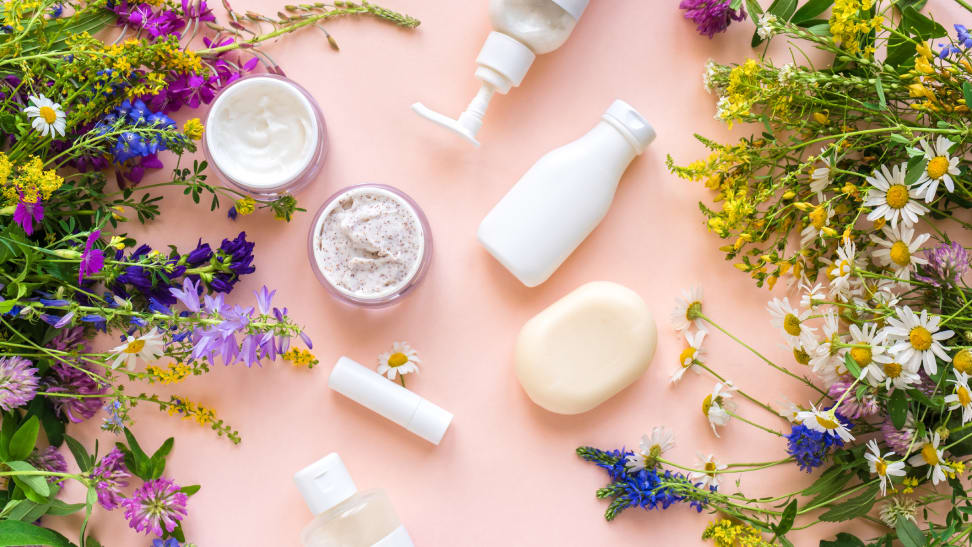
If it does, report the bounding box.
[0,356,39,411]
[92,447,131,510]
[915,241,969,288]
[170,277,201,312]
[679,0,745,38]
[13,194,43,235]
[827,379,879,419]
[28,445,67,484]
[882,414,916,456]
[122,477,188,535]
[79,229,105,285]
[43,361,107,423]
[48,326,86,352]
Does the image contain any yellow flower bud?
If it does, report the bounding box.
[821,227,838,237]
[812,112,829,124]
[781,191,796,200]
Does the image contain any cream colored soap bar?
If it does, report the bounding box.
[515,281,656,414]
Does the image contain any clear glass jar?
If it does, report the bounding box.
[489,0,577,54]
[301,489,404,547]
[203,74,328,198]
[307,184,432,308]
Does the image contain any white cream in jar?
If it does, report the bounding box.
[205,76,321,192]
[311,186,427,302]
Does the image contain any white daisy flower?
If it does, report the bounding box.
[870,224,930,282]
[768,297,817,350]
[23,94,66,137]
[671,285,705,332]
[875,360,921,392]
[863,163,928,229]
[796,403,854,442]
[800,204,833,247]
[109,328,164,370]
[625,426,675,472]
[945,370,972,424]
[915,136,960,202]
[809,311,844,386]
[703,381,736,437]
[865,439,906,496]
[672,329,707,383]
[848,322,891,386]
[377,341,421,383]
[810,147,837,198]
[869,278,902,309]
[799,281,826,309]
[689,453,728,489]
[884,306,954,376]
[776,398,803,422]
[907,432,947,485]
[824,241,860,300]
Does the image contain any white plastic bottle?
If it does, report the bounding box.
[477,100,656,287]
[295,453,414,547]
[412,0,589,146]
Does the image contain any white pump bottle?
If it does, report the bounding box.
[412,0,589,146]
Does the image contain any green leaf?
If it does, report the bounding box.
[0,520,76,547]
[120,427,150,480]
[730,0,743,11]
[46,499,85,516]
[775,499,798,535]
[0,300,15,314]
[896,519,926,547]
[844,353,863,380]
[64,435,92,472]
[792,0,833,24]
[8,416,39,461]
[147,437,174,479]
[875,77,886,109]
[180,484,201,496]
[905,155,926,185]
[819,483,879,521]
[768,0,798,20]
[889,389,908,429]
[6,461,51,498]
[963,82,972,109]
[820,532,867,547]
[28,397,64,448]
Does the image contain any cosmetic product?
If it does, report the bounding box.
[478,100,655,287]
[295,453,414,547]
[328,356,452,444]
[204,74,327,197]
[412,0,588,145]
[515,281,656,414]
[308,185,432,307]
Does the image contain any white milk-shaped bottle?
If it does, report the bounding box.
[477,100,655,287]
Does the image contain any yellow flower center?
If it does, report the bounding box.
[884,362,903,378]
[850,346,873,367]
[702,394,713,416]
[889,240,911,267]
[885,184,910,209]
[875,459,888,476]
[679,346,697,368]
[927,156,949,180]
[38,105,57,124]
[957,386,972,407]
[793,347,810,365]
[921,443,940,466]
[705,461,717,474]
[816,414,840,430]
[954,349,972,374]
[809,206,827,229]
[910,326,933,351]
[123,339,145,354]
[783,313,803,336]
[387,352,409,367]
[686,301,702,321]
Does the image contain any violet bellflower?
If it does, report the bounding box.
[679,0,746,38]
[13,192,43,235]
[79,229,105,285]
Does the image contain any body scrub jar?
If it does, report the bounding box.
[204,74,327,196]
[309,185,432,307]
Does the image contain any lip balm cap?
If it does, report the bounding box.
[293,453,358,515]
[552,0,589,19]
[409,399,453,445]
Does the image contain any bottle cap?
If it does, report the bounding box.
[294,453,358,515]
[603,99,656,155]
[552,0,589,20]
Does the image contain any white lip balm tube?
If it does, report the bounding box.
[328,356,453,445]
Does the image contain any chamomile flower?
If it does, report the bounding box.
[625,426,675,472]
[776,398,803,422]
[864,163,928,229]
[796,403,854,442]
[847,322,891,386]
[877,361,921,392]
[768,297,816,350]
[809,311,844,385]
[800,204,833,247]
[945,370,972,424]
[799,281,825,309]
[884,306,954,376]
[377,342,420,382]
[865,440,906,496]
[810,147,836,198]
[915,136,960,202]
[689,453,727,489]
[23,94,66,137]
[702,381,736,437]
[109,329,163,370]
[672,329,707,383]
[671,285,705,332]
[907,432,947,485]
[870,225,930,282]
[824,241,860,300]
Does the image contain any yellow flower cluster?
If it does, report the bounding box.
[167,397,217,426]
[1,0,43,33]
[829,0,883,56]
[718,59,760,126]
[702,519,771,547]
[146,362,192,384]
[234,196,256,216]
[0,154,64,205]
[183,118,204,141]
[282,348,318,368]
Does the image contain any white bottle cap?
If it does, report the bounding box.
[602,99,656,155]
[553,0,589,19]
[328,356,453,445]
[412,32,536,146]
[294,453,358,515]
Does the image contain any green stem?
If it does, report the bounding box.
[697,363,787,420]
[727,410,785,437]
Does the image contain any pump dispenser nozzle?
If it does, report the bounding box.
[412,84,495,146]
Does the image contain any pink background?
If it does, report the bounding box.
[50,1,965,545]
